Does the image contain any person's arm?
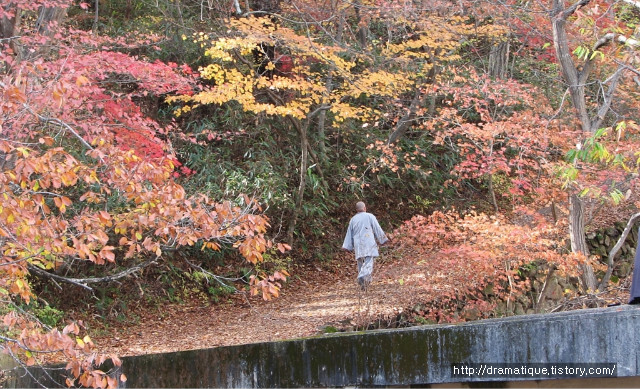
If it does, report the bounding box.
[371,215,388,245]
[342,222,354,252]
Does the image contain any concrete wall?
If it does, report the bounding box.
[6,305,640,388]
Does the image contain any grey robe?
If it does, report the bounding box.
[628,230,640,303]
[342,212,388,259]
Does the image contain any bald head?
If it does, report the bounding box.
[356,201,366,212]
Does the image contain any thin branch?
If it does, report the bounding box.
[598,212,640,290]
[27,257,158,291]
[23,106,94,151]
[590,64,624,131]
[184,258,249,288]
[0,35,22,42]
[553,0,592,20]
[0,249,45,267]
[545,87,570,127]
[615,60,640,77]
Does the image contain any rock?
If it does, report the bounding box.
[606,227,618,237]
[547,279,563,300]
[604,235,611,247]
[540,299,556,311]
[617,262,632,278]
[586,232,597,240]
[495,301,507,315]
[517,295,530,306]
[558,278,568,289]
[514,302,525,315]
[462,307,480,321]
[594,245,607,257]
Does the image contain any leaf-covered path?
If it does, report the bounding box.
[91,252,432,357]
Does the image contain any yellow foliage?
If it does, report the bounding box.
[170,10,506,129]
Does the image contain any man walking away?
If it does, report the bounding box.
[342,201,389,290]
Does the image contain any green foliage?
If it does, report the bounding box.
[413,315,431,325]
[207,284,236,303]
[255,249,293,275]
[322,325,338,333]
[517,262,538,278]
[32,304,64,328]
[174,115,294,211]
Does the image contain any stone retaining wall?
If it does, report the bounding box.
[5,305,640,388]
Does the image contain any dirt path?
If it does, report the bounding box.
[91,252,431,357]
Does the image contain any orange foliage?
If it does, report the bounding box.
[392,210,596,322]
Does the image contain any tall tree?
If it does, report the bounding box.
[549,0,639,290]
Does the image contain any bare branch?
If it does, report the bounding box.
[387,91,424,145]
[23,105,94,151]
[27,257,158,291]
[590,65,625,131]
[552,0,592,20]
[0,249,45,267]
[232,0,242,14]
[599,212,640,290]
[185,258,249,288]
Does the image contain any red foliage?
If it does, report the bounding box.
[275,54,294,74]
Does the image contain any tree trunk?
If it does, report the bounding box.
[35,7,68,36]
[0,5,20,40]
[0,151,16,171]
[1,5,66,62]
[551,0,593,133]
[93,0,100,33]
[353,0,368,48]
[489,39,510,79]
[316,12,344,162]
[286,124,309,246]
[569,194,598,291]
[316,76,331,161]
[487,173,499,213]
[0,5,22,61]
[19,6,68,61]
[387,91,422,144]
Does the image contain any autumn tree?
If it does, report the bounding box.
[0,0,287,386]
[547,0,639,290]
[454,0,640,292]
[169,1,511,245]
